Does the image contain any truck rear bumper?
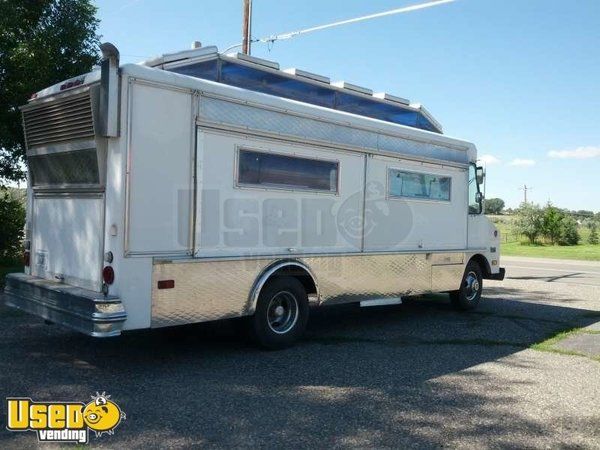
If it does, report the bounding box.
[3,273,126,337]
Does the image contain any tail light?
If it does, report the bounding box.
[102,266,115,285]
[23,251,30,267]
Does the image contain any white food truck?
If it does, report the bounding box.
[4,43,504,348]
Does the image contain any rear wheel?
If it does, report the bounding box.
[250,276,309,349]
[450,260,483,310]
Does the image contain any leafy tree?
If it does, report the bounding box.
[0,189,26,263]
[575,210,594,219]
[0,0,100,182]
[558,216,580,246]
[589,224,599,245]
[484,198,505,215]
[515,202,543,244]
[542,203,564,245]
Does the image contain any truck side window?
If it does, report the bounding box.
[468,164,482,214]
[388,169,451,201]
[237,149,338,193]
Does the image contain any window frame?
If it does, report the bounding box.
[234,147,340,195]
[386,167,452,203]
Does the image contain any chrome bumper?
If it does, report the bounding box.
[3,273,126,337]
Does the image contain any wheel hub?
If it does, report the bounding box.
[465,272,480,301]
[266,291,299,335]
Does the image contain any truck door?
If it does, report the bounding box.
[23,90,106,291]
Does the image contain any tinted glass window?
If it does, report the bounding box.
[29,149,99,187]
[238,150,338,193]
[389,169,451,201]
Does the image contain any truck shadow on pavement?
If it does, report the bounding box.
[1,284,599,448]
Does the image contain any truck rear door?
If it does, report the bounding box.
[23,88,106,292]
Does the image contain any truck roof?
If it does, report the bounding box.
[120,62,476,165]
[141,45,444,134]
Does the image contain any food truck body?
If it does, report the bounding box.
[4,44,505,348]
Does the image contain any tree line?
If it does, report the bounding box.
[485,197,599,246]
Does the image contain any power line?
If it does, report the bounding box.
[259,0,456,44]
[224,0,456,54]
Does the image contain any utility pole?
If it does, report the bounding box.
[242,0,252,54]
[519,184,532,204]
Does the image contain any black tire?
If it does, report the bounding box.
[250,276,309,350]
[450,260,483,311]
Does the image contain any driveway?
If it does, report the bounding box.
[0,265,599,448]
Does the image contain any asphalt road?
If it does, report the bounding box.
[1,265,599,448]
[503,255,600,287]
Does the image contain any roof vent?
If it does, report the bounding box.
[373,92,410,106]
[142,45,219,67]
[229,53,280,70]
[191,41,202,49]
[331,81,372,96]
[282,68,330,84]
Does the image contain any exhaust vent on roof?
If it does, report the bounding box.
[332,81,373,96]
[230,53,280,70]
[373,92,410,106]
[282,68,330,84]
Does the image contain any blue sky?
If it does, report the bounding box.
[95,0,600,211]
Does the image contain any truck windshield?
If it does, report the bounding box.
[468,164,482,214]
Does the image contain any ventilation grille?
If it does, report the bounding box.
[23,92,95,148]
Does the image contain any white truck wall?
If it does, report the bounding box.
[364,155,468,251]
[196,131,365,256]
[31,195,104,291]
[101,78,157,330]
[126,81,194,255]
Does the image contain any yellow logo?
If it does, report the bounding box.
[6,392,125,444]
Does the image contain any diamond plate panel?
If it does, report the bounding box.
[151,252,466,327]
[300,253,432,304]
[200,97,468,165]
[431,264,464,292]
[151,258,272,327]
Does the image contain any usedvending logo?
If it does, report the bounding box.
[6,392,125,444]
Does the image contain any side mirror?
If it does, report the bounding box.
[476,166,485,185]
[475,192,484,203]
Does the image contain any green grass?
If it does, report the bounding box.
[501,241,600,261]
[489,215,600,261]
[531,327,600,362]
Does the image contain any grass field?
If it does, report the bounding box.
[490,215,600,261]
[501,241,600,261]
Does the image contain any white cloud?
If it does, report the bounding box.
[548,146,600,159]
[509,158,536,167]
[478,154,501,166]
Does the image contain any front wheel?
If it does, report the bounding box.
[250,276,309,349]
[450,261,483,311]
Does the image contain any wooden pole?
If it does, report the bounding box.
[242,0,252,54]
